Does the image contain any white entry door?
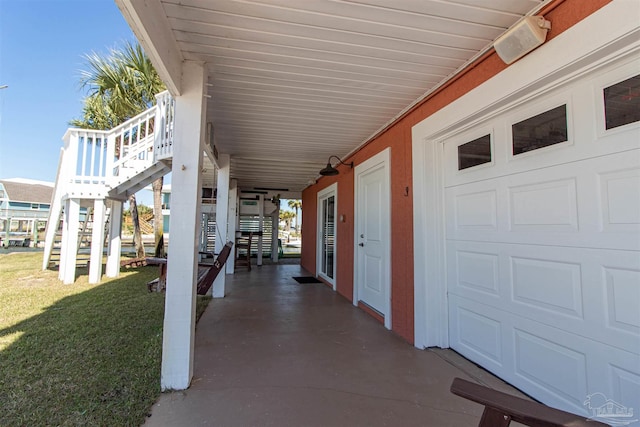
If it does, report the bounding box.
[355,148,391,328]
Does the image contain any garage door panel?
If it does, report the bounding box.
[591,58,640,144]
[446,150,640,250]
[450,295,640,416]
[508,178,578,232]
[510,256,582,318]
[609,364,640,412]
[446,182,505,237]
[508,314,640,416]
[449,297,504,369]
[604,266,640,335]
[447,242,504,303]
[449,241,640,354]
[454,249,500,296]
[513,328,588,411]
[593,121,640,153]
[443,70,640,190]
[443,124,504,185]
[452,189,498,230]
[599,166,640,233]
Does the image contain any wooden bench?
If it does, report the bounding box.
[450,378,608,427]
[196,242,233,295]
[145,242,234,294]
[120,257,148,268]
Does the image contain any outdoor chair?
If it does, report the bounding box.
[235,232,253,271]
[450,378,608,427]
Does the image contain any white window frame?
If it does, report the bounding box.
[317,183,337,289]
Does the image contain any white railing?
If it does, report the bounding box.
[61,91,174,192]
[154,91,175,160]
[62,129,110,186]
[107,106,157,184]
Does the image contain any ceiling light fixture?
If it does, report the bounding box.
[319,156,354,176]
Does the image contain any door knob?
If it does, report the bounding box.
[358,243,364,247]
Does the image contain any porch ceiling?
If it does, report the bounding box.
[119,0,544,193]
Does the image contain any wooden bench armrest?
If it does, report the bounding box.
[450,378,608,427]
[145,257,168,265]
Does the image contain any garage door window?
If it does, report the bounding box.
[604,74,640,130]
[458,134,492,170]
[512,105,567,155]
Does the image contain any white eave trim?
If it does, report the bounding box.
[116,0,184,96]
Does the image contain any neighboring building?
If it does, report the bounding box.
[0,178,53,247]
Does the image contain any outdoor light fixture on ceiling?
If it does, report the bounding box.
[319,156,354,176]
[494,16,551,65]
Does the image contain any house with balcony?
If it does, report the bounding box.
[1,178,53,247]
[45,0,639,420]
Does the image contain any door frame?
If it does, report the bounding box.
[353,147,391,329]
[317,183,337,290]
[411,1,640,349]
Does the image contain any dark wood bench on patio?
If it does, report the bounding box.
[450,378,608,427]
[120,257,148,268]
[145,242,234,294]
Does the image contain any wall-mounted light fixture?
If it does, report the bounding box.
[494,16,551,65]
[319,156,354,176]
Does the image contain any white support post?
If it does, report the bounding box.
[58,212,66,279]
[257,194,264,266]
[3,217,10,248]
[106,200,123,278]
[161,61,206,391]
[226,179,238,273]
[31,219,38,247]
[89,199,106,284]
[212,154,230,297]
[59,198,80,284]
[271,209,279,263]
[198,213,207,257]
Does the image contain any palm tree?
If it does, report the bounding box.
[152,177,164,257]
[287,199,302,231]
[72,41,166,258]
[279,210,296,231]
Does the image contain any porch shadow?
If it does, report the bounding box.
[145,264,528,427]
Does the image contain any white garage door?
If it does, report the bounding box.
[443,59,640,415]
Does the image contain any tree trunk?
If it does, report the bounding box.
[129,194,145,258]
[152,177,165,257]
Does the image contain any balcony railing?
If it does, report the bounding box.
[60,91,175,193]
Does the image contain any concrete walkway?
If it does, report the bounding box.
[145,264,526,426]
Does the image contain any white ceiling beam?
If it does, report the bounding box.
[116,0,184,95]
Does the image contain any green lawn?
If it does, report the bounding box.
[0,252,210,426]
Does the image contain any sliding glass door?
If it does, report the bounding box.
[317,184,337,286]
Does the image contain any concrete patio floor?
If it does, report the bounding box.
[145,264,528,427]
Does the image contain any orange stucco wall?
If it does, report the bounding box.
[301,0,611,345]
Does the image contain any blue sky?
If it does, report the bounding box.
[0,1,297,209]
[0,0,135,184]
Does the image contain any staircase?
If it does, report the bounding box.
[47,206,111,268]
[43,91,175,284]
[123,212,154,235]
